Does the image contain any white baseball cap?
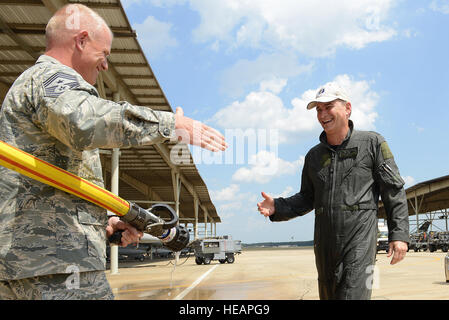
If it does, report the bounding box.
[306,82,350,110]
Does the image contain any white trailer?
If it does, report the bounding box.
[192,235,242,265]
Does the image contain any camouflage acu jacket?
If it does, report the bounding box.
[0,55,175,280]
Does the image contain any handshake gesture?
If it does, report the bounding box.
[257,191,275,217]
[174,107,228,152]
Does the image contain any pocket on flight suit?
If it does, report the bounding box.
[313,208,323,247]
[56,230,91,264]
[342,154,374,207]
[341,152,373,183]
[377,161,405,189]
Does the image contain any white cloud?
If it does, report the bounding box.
[189,0,398,57]
[132,16,178,59]
[123,1,399,60]
[411,122,424,133]
[232,151,304,184]
[122,0,187,8]
[149,0,187,7]
[211,83,318,144]
[210,184,258,223]
[121,0,144,8]
[220,52,313,98]
[259,78,288,95]
[402,176,416,188]
[212,74,379,144]
[430,0,449,14]
[210,184,240,202]
[333,74,379,130]
[273,186,295,198]
[213,90,285,129]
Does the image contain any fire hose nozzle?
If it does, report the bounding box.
[109,203,190,252]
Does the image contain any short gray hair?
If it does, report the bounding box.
[46,4,112,48]
[336,99,351,118]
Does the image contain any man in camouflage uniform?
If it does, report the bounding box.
[0,4,226,300]
[257,82,409,300]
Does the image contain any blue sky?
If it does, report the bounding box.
[121,0,449,243]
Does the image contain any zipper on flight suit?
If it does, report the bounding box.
[329,151,337,219]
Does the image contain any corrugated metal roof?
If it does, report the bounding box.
[0,0,220,225]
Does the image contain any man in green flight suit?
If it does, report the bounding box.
[0,4,227,299]
[257,82,409,300]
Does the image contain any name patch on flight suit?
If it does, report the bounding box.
[337,147,358,159]
[43,72,80,98]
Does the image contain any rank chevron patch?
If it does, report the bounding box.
[43,72,80,97]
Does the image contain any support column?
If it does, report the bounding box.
[109,147,120,275]
[444,208,449,231]
[210,220,213,237]
[415,193,419,231]
[110,91,121,275]
[194,196,199,240]
[204,210,208,238]
[171,171,180,217]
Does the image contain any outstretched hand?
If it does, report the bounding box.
[257,191,275,217]
[174,107,228,152]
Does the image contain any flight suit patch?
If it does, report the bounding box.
[380,141,393,160]
[337,147,358,160]
[321,153,331,167]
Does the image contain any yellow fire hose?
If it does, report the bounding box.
[0,140,189,251]
[0,140,130,216]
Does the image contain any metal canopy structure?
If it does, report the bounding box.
[0,0,220,241]
[379,175,449,232]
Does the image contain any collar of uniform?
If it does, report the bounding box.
[319,120,354,149]
[35,54,62,65]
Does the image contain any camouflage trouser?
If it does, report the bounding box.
[0,271,114,300]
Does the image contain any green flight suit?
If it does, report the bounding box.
[270,120,409,300]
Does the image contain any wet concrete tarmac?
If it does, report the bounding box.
[106,247,449,300]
